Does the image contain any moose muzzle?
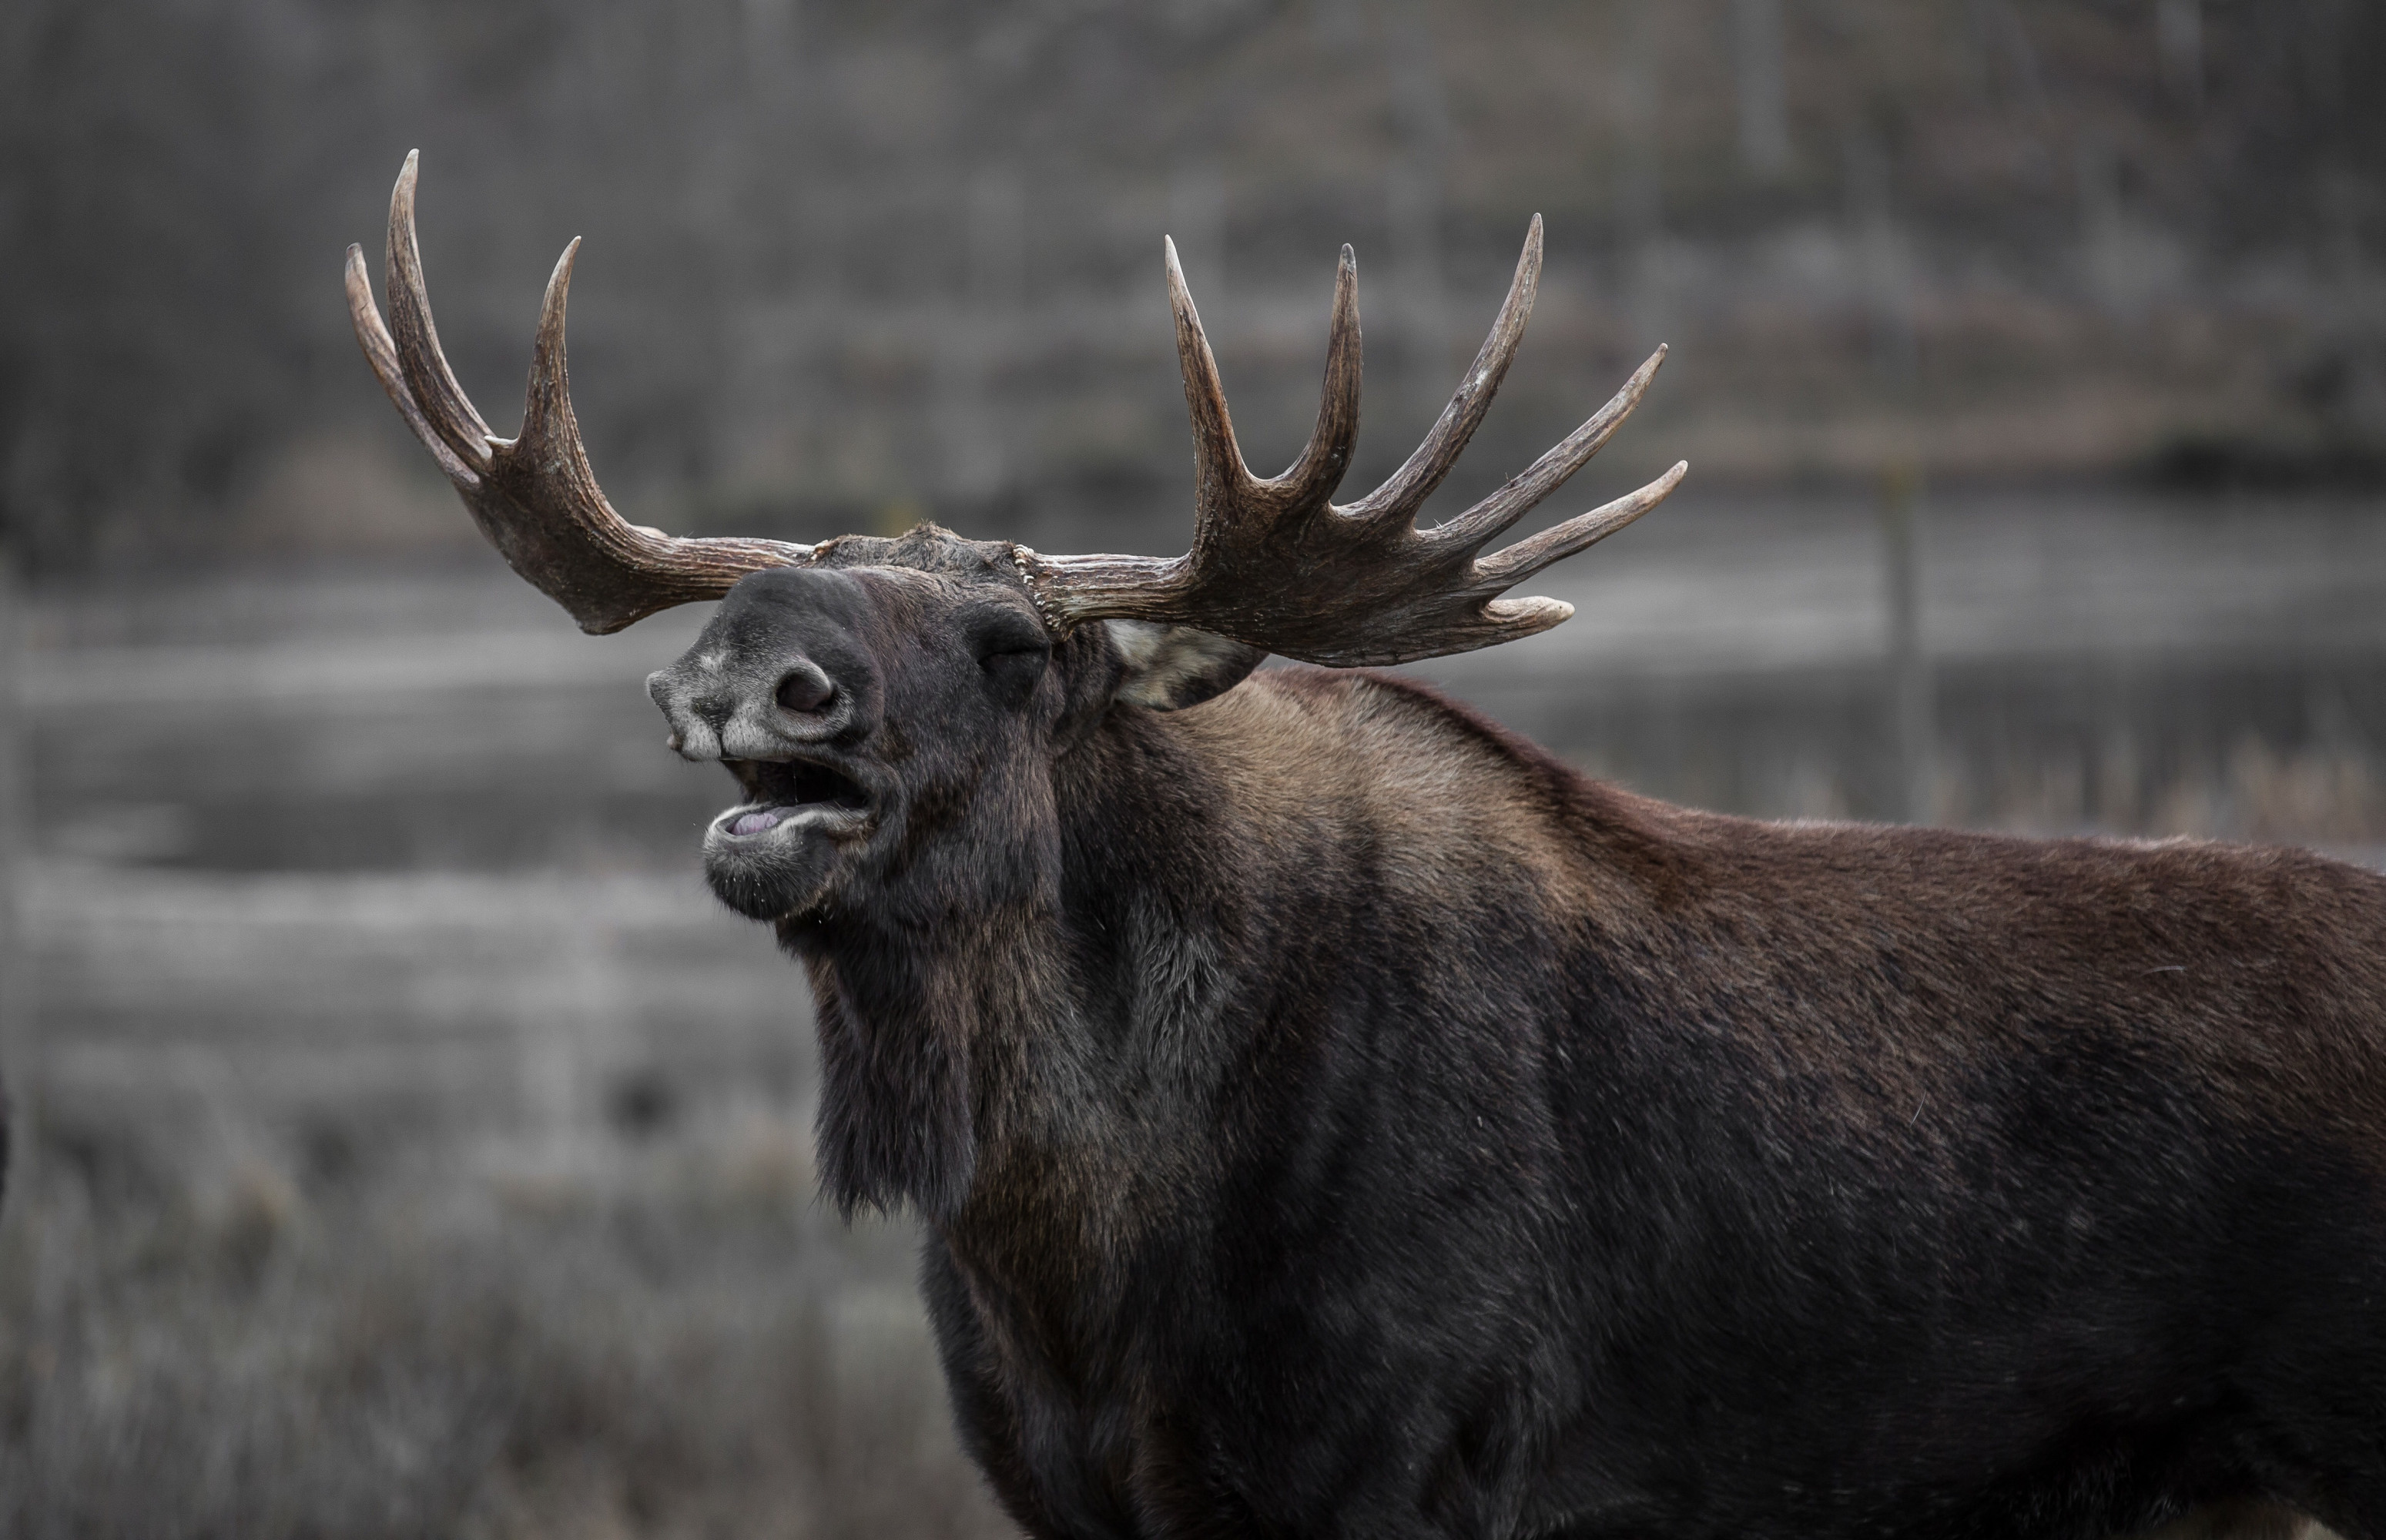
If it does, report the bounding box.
[645,568,884,763]
[648,648,850,762]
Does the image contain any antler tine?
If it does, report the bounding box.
[1429,343,1670,556]
[346,242,478,490]
[1475,459,1689,589]
[1168,234,1362,524]
[1268,243,1363,515]
[384,151,495,473]
[1342,215,1542,528]
[350,153,815,634]
[1165,236,1261,524]
[511,235,621,547]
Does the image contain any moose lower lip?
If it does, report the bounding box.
[720,804,819,839]
[714,798,869,841]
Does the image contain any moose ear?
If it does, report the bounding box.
[1105,621,1265,711]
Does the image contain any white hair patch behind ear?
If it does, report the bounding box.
[1107,621,1265,711]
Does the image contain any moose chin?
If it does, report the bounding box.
[350,151,2386,1540]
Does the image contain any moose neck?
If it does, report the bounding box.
[786,703,1266,1239]
[791,667,1602,1254]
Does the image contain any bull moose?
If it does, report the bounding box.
[349,153,2386,1540]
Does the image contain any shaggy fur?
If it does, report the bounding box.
[645,538,2386,1540]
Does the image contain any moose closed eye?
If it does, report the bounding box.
[963,608,1052,704]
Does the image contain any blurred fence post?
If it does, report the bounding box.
[1881,463,1935,824]
[1383,0,1449,425]
[2157,0,2203,112]
[1733,0,1791,176]
[0,540,31,1214]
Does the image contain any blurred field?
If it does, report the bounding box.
[3,484,2385,1534]
[3,572,1026,1535]
[10,1,2385,574]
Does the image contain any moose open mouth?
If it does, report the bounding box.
[715,757,873,839]
[704,756,876,921]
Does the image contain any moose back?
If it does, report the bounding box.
[350,154,2386,1540]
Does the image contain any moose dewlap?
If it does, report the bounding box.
[350,153,2386,1540]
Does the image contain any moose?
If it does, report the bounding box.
[350,153,2386,1540]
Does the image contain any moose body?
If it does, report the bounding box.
[349,154,2386,1538]
[933,667,2386,1540]
[715,587,2386,1540]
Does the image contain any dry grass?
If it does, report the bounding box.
[2156,739,2386,846]
[0,1111,1016,1540]
[1955,738,2386,850]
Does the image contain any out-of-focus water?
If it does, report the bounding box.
[1409,487,2386,835]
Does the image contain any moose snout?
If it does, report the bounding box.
[648,647,856,763]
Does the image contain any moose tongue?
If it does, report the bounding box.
[732,808,784,836]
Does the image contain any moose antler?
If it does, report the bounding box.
[349,154,1682,661]
[1016,219,1686,666]
[346,152,816,633]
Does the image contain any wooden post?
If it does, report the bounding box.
[0,541,30,1214]
[2156,0,2203,112]
[1881,462,1935,825]
[1733,0,1790,176]
[933,163,1024,514]
[1383,0,1449,427]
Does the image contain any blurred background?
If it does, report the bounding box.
[2,1,2384,1533]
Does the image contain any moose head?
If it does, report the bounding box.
[346,152,1683,939]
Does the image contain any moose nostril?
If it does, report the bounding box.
[775,665,836,715]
